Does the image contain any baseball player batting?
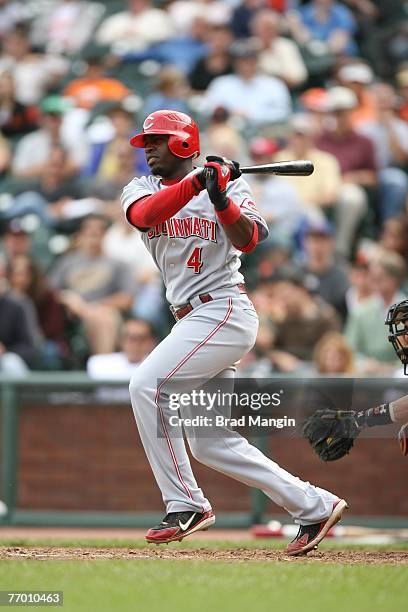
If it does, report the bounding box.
[121,110,348,556]
[303,298,408,460]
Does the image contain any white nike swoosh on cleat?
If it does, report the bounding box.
[178,513,197,531]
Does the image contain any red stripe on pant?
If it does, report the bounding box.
[155,298,233,507]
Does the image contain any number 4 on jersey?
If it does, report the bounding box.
[187,247,203,274]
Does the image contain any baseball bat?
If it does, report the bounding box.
[240,160,314,176]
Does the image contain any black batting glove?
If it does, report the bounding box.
[204,161,231,210]
[206,156,241,181]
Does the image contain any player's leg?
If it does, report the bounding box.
[184,366,340,527]
[128,296,257,517]
[130,294,345,548]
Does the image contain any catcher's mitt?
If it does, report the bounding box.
[302,409,361,461]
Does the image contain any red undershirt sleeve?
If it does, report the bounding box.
[126,176,202,228]
[236,218,258,253]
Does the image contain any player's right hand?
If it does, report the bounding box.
[192,168,207,190]
[206,156,242,181]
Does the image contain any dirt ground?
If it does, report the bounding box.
[0,546,406,564]
[0,527,250,540]
[1,527,407,564]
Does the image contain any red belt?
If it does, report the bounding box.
[171,284,247,321]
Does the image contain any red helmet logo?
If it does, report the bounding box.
[130,110,200,159]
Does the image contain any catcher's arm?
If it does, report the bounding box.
[386,394,408,424]
[389,394,408,457]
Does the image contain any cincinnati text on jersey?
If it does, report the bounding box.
[147,216,217,242]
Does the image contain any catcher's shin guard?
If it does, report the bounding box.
[398,422,408,456]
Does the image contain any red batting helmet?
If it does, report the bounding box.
[130,110,200,159]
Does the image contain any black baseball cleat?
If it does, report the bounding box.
[285,499,348,556]
[145,510,215,544]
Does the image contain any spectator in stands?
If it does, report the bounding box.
[379,217,408,263]
[254,235,293,285]
[0,1,28,41]
[0,133,10,176]
[359,82,408,222]
[12,96,87,179]
[345,251,375,313]
[336,61,376,127]
[143,66,189,116]
[245,136,306,238]
[247,276,299,373]
[63,54,131,111]
[395,65,408,122]
[230,0,264,39]
[345,249,406,373]
[88,139,142,203]
[343,0,404,79]
[6,253,72,369]
[30,0,105,56]
[312,331,354,374]
[200,107,247,160]
[316,87,376,258]
[169,0,232,33]
[83,101,147,196]
[115,13,209,75]
[346,250,374,313]
[101,196,163,328]
[0,253,37,373]
[298,87,328,133]
[274,113,342,214]
[0,24,68,106]
[189,24,233,92]
[49,214,134,355]
[288,0,358,57]
[250,9,307,89]
[96,0,174,52]
[262,269,341,371]
[103,202,158,281]
[0,70,39,137]
[5,146,86,226]
[300,219,349,321]
[204,37,291,125]
[87,318,157,380]
[0,217,31,261]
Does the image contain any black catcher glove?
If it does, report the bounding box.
[302,409,361,462]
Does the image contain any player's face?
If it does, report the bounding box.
[400,320,408,349]
[144,134,181,178]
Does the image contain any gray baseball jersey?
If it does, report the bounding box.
[121,172,269,305]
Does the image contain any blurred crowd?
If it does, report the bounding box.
[0,0,407,379]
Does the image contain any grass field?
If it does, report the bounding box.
[0,539,407,612]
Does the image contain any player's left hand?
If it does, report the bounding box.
[302,408,362,461]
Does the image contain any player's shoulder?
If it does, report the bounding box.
[122,174,159,192]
